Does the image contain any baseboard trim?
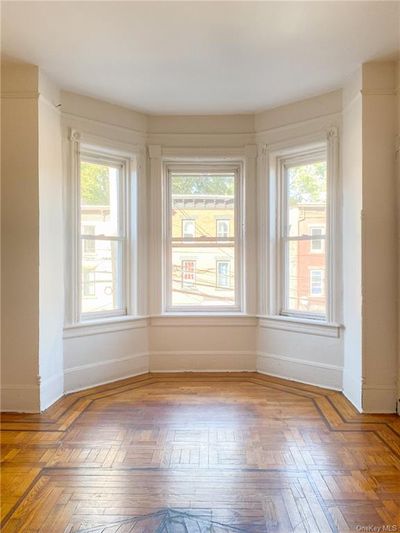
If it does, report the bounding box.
[362,385,397,414]
[0,383,40,413]
[256,352,343,391]
[150,351,257,372]
[64,352,149,393]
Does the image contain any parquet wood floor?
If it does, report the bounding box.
[1,373,400,532]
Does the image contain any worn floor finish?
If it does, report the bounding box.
[1,373,400,532]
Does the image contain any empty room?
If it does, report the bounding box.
[1,1,400,531]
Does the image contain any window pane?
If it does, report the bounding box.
[285,239,326,316]
[169,171,237,308]
[80,161,121,236]
[172,246,235,307]
[286,161,327,238]
[171,173,235,239]
[81,239,122,314]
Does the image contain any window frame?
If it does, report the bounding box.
[164,162,243,313]
[279,149,328,320]
[66,133,139,326]
[78,151,129,321]
[266,132,339,326]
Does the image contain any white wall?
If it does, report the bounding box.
[1,64,65,412]
[361,62,398,412]
[38,72,64,409]
[1,64,41,411]
[341,63,399,413]
[2,62,398,414]
[63,320,149,392]
[341,69,363,411]
[397,61,400,413]
[150,317,257,372]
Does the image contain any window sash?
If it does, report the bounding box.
[165,164,242,312]
[279,150,329,321]
[78,154,128,320]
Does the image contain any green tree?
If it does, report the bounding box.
[288,162,326,205]
[171,175,234,195]
[80,162,109,205]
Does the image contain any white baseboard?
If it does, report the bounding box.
[150,351,257,372]
[256,352,343,391]
[0,383,40,413]
[361,385,397,414]
[64,352,149,393]
[40,373,64,411]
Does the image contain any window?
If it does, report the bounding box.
[216,260,231,288]
[166,164,242,311]
[182,219,196,238]
[310,269,324,297]
[279,149,328,319]
[216,219,230,238]
[181,260,196,287]
[310,226,324,252]
[79,154,127,319]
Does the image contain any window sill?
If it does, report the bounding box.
[150,313,257,327]
[63,315,149,339]
[258,315,342,338]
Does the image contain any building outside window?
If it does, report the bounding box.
[216,219,230,238]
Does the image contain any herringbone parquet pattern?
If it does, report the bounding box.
[1,373,400,532]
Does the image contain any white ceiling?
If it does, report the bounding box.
[2,1,399,114]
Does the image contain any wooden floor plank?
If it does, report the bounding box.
[1,372,400,532]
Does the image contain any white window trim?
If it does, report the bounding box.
[163,161,244,313]
[65,129,139,326]
[265,128,340,328]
